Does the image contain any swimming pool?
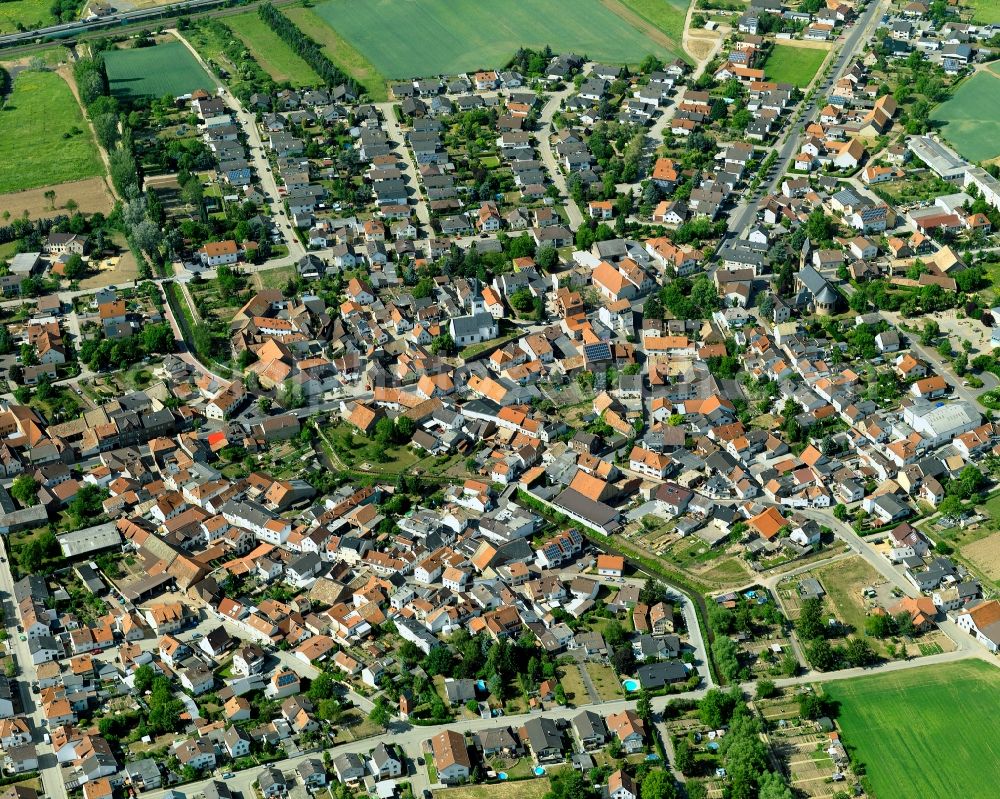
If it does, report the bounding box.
[533,766,546,776]
[623,679,640,692]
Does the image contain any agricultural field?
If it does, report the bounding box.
[958,530,1000,586]
[104,41,216,99]
[284,5,387,101]
[226,13,321,86]
[309,0,679,79]
[965,0,1000,24]
[0,0,52,35]
[0,70,103,194]
[762,43,827,88]
[930,71,1000,163]
[614,0,689,51]
[824,661,1000,799]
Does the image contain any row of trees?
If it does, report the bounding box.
[258,4,359,95]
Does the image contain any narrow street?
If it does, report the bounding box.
[0,539,70,799]
[169,29,305,260]
[374,101,431,226]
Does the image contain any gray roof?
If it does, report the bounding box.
[522,716,562,753]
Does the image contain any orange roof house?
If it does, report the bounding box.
[749,506,787,541]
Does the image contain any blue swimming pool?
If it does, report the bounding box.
[623,679,640,692]
[533,766,546,776]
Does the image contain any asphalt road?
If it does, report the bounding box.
[723,0,891,242]
[0,539,70,799]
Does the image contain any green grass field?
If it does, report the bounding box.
[226,13,321,86]
[763,44,827,88]
[284,5,387,100]
[825,661,1000,799]
[104,41,216,99]
[931,71,1000,163]
[614,0,689,50]
[0,70,103,193]
[310,0,679,79]
[0,0,53,35]
[966,0,1000,24]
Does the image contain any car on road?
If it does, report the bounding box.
[192,632,202,640]
[18,635,25,641]
[222,773,234,780]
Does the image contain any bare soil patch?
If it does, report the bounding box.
[962,531,1000,581]
[0,177,114,219]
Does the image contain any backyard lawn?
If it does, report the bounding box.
[809,556,881,634]
[584,662,624,702]
[226,13,321,86]
[104,41,216,99]
[824,661,1000,799]
[762,44,827,88]
[437,780,551,799]
[930,71,1000,163]
[309,0,678,78]
[558,663,590,704]
[0,70,103,193]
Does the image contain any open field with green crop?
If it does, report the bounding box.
[104,41,216,99]
[310,0,679,79]
[930,71,1000,163]
[966,0,1000,24]
[226,13,321,86]
[0,0,52,35]
[613,0,689,51]
[0,70,103,193]
[763,43,827,87]
[283,5,387,100]
[824,661,1000,799]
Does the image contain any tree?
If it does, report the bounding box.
[610,646,635,676]
[698,688,738,729]
[63,253,85,280]
[639,576,666,605]
[640,770,677,799]
[673,737,695,776]
[603,620,626,650]
[10,475,39,507]
[712,636,742,682]
[368,696,392,730]
[133,664,156,694]
[865,613,896,639]
[796,597,826,641]
[755,679,777,700]
[757,772,795,799]
[798,692,825,720]
[431,333,456,355]
[845,636,878,667]
[636,690,653,724]
[805,637,839,671]
[833,503,848,521]
[780,652,799,677]
[68,483,108,526]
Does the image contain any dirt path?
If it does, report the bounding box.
[56,64,120,204]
